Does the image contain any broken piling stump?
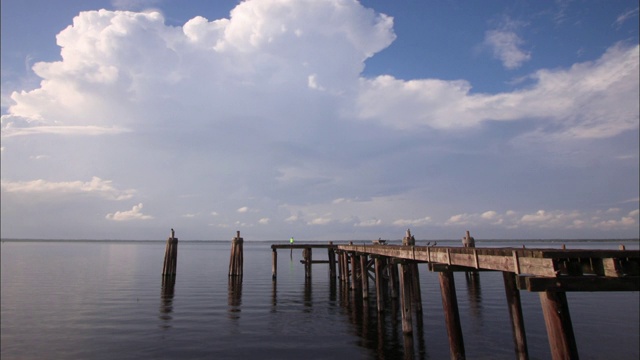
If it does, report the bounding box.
[162,228,178,276]
[229,231,244,277]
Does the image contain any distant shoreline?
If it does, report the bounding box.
[2,238,639,243]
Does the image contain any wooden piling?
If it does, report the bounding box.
[350,252,358,290]
[360,254,369,299]
[162,228,178,276]
[539,290,579,360]
[303,247,312,278]
[389,259,399,299]
[328,242,336,278]
[439,271,465,360]
[398,262,413,334]
[272,248,278,280]
[462,230,475,247]
[503,272,529,360]
[410,262,423,313]
[374,257,385,312]
[228,231,244,277]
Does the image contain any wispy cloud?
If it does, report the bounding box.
[613,7,639,28]
[1,177,136,200]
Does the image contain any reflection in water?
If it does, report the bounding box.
[159,276,176,329]
[336,279,428,360]
[228,276,243,320]
[271,279,277,311]
[303,276,312,312]
[465,272,482,319]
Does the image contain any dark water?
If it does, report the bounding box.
[1,240,638,359]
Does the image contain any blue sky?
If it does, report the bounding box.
[1,0,638,241]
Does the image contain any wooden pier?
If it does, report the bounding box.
[270,234,639,360]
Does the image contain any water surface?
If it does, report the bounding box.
[1,239,638,359]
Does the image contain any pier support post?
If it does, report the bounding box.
[341,251,349,285]
[539,290,579,360]
[162,228,178,276]
[228,231,244,277]
[439,271,465,360]
[360,254,369,299]
[350,252,358,290]
[328,242,336,279]
[389,260,399,299]
[503,272,529,360]
[398,261,414,334]
[272,248,278,280]
[337,250,344,281]
[374,257,385,312]
[410,262,423,314]
[303,247,312,279]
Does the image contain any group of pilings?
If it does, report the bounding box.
[331,247,524,360]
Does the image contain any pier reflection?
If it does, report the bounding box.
[228,276,243,320]
[465,271,482,318]
[303,276,313,312]
[337,283,428,359]
[159,276,176,329]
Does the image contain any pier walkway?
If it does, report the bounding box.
[270,239,639,360]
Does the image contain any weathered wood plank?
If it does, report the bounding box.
[338,245,559,276]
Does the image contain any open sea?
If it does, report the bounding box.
[1,239,639,359]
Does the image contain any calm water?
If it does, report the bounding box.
[1,239,638,359]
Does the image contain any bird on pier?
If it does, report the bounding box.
[426,241,431,246]
[430,241,437,247]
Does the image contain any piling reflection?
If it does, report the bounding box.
[228,276,243,320]
[336,279,427,359]
[159,275,176,329]
[303,276,313,312]
[271,279,277,311]
[465,271,482,318]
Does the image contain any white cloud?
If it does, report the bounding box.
[392,216,431,227]
[355,218,382,227]
[1,176,135,200]
[0,1,637,240]
[106,203,153,221]
[308,217,332,225]
[357,44,639,139]
[484,29,531,69]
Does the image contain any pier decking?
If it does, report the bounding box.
[270,240,639,360]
